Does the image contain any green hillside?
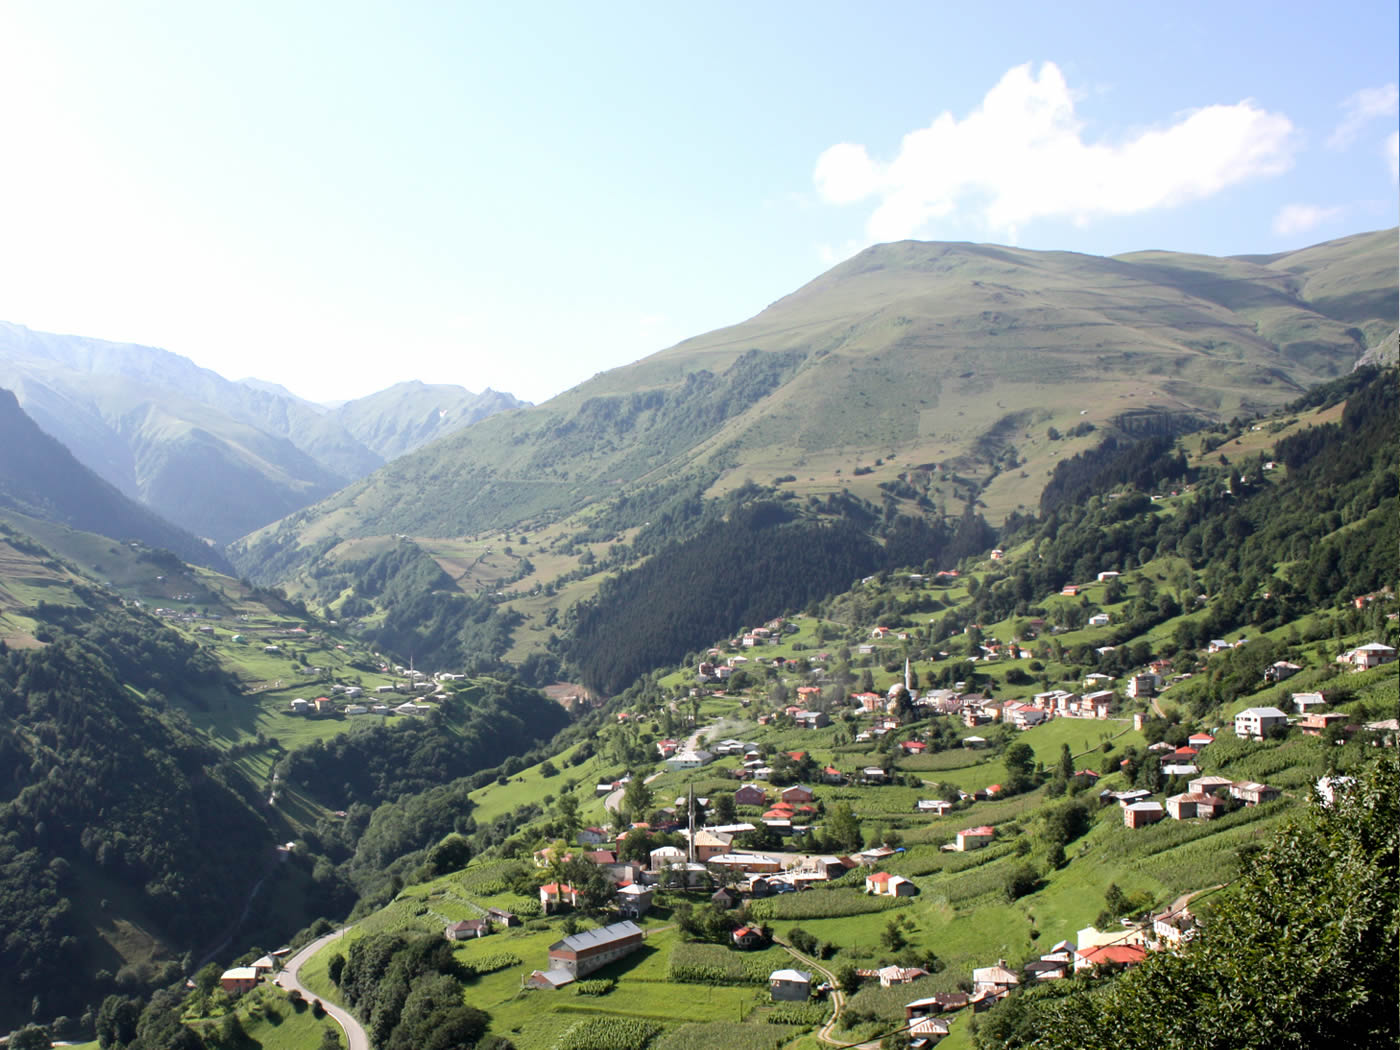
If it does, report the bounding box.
[5,238,1395,1049]
[214,368,1397,1050]
[232,229,1395,560]
[225,231,1396,683]
[0,513,578,1037]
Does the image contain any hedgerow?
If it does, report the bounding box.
[667,942,778,984]
[552,1016,660,1050]
[765,1000,830,1025]
[747,887,912,920]
[655,1021,805,1050]
[460,951,521,978]
[573,978,616,996]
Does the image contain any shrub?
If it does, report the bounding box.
[552,1016,660,1050]
[656,1022,805,1050]
[460,952,522,978]
[573,978,615,996]
[748,888,912,921]
[766,1001,830,1026]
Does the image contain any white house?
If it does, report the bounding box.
[666,749,715,771]
[1234,707,1288,740]
[1126,673,1161,699]
[955,826,996,851]
[1338,642,1396,670]
[770,969,812,1001]
[1315,775,1355,806]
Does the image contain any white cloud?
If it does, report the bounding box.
[813,62,1297,243]
[1272,203,1345,236]
[1327,84,1398,149]
[1387,130,1399,183]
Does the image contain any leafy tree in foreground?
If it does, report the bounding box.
[1020,751,1398,1050]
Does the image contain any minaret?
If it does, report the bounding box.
[905,657,912,692]
[687,786,696,865]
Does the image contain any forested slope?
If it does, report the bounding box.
[0,608,268,1027]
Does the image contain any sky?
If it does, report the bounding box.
[0,2,1395,406]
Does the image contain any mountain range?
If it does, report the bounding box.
[0,321,527,543]
[0,387,231,572]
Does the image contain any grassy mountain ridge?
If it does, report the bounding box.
[232,229,1395,578]
[226,231,1395,689]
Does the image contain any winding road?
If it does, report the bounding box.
[275,927,368,1050]
[773,937,877,1049]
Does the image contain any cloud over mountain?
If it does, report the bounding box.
[814,61,1296,242]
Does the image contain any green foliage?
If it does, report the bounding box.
[460,953,522,979]
[0,613,269,1029]
[1041,434,1190,515]
[339,541,525,674]
[1015,752,1399,1049]
[7,1024,50,1050]
[566,503,887,694]
[824,802,863,852]
[277,675,569,809]
[1001,862,1040,902]
[667,942,780,985]
[747,888,911,921]
[764,1000,830,1025]
[338,931,484,1050]
[1003,741,1036,793]
[786,927,819,955]
[571,978,615,996]
[552,1016,661,1050]
[655,1021,804,1050]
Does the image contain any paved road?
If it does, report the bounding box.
[276,928,368,1050]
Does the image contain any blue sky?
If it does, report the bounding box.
[0,1,1394,404]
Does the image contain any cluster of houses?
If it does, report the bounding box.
[153,604,222,625]
[890,907,1202,1044]
[951,687,1119,729]
[1110,770,1281,830]
[283,669,468,718]
[288,694,435,718]
[524,837,904,991]
[1233,667,1395,742]
[444,907,519,941]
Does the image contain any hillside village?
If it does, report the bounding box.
[0,368,1381,1050]
[206,538,1395,1050]
[0,293,1392,1047]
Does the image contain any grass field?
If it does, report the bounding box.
[185,984,346,1049]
